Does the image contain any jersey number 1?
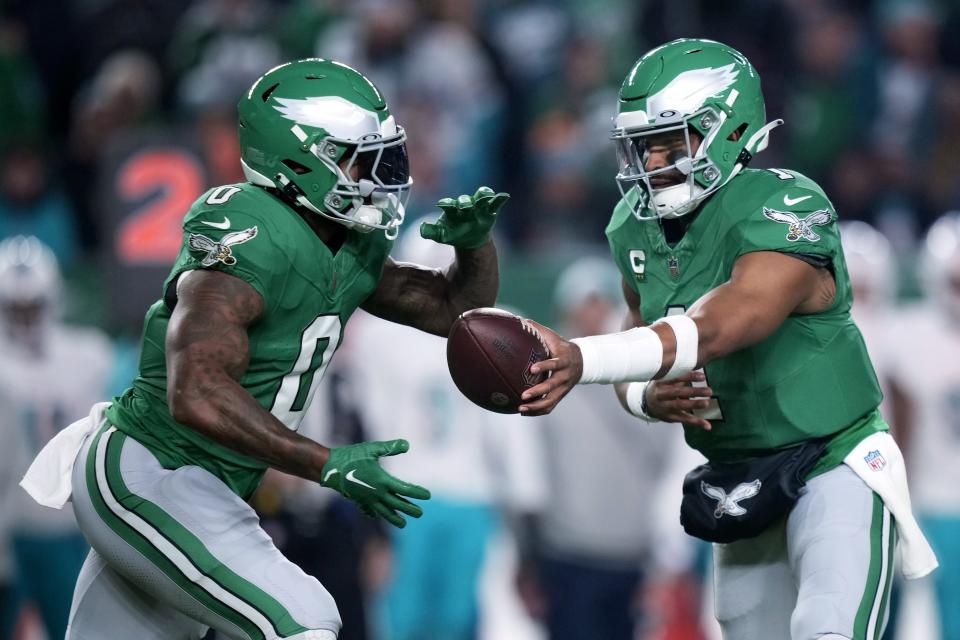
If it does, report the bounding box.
[271,314,342,430]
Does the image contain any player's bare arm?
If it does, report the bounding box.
[166,269,333,482]
[520,250,834,415]
[362,186,508,336]
[687,250,835,361]
[361,240,499,337]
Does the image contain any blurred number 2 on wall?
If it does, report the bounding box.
[116,148,205,262]
[101,131,207,331]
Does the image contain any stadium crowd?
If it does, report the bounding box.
[0,0,958,639]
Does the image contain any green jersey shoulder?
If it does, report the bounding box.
[175,184,282,300]
[718,168,838,259]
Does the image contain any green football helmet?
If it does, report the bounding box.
[613,39,783,220]
[238,59,411,238]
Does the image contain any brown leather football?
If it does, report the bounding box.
[446,307,549,414]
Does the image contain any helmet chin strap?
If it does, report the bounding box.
[723,118,785,185]
[273,172,380,232]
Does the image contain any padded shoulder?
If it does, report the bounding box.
[171,183,294,305]
[724,168,839,258]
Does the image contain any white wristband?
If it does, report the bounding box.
[571,327,663,384]
[656,315,699,380]
[625,381,654,420]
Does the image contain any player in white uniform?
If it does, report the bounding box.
[0,236,114,639]
[886,213,960,640]
[345,224,545,640]
[840,221,898,416]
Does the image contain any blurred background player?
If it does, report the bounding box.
[514,256,673,640]
[840,221,898,411]
[887,212,960,640]
[0,236,113,640]
[345,221,546,640]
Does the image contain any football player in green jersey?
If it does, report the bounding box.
[21,59,508,640]
[515,40,937,639]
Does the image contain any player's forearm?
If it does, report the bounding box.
[364,241,499,336]
[444,239,499,322]
[169,376,330,483]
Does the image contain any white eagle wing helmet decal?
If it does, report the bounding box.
[763,207,834,242]
[273,96,389,139]
[645,63,740,117]
[701,479,762,518]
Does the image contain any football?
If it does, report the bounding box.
[446,307,550,413]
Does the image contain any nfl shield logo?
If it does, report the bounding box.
[864,450,886,472]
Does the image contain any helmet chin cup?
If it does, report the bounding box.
[651,182,705,219]
[352,204,383,232]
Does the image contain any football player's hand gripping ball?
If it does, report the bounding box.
[320,439,431,528]
[420,186,509,249]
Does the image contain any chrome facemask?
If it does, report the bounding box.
[611,108,723,221]
[317,127,413,239]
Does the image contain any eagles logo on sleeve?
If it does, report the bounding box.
[188,227,259,266]
[762,208,834,242]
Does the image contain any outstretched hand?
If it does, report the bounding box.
[320,439,431,528]
[420,186,509,250]
[517,320,582,416]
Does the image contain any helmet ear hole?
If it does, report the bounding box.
[727,123,748,142]
[282,159,312,175]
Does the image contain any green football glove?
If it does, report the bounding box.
[420,186,509,250]
[320,439,431,528]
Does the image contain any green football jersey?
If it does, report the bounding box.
[606,168,885,464]
[107,183,393,498]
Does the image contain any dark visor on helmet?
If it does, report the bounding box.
[352,142,410,187]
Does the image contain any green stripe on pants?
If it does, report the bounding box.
[853,493,892,639]
[87,426,311,639]
[84,426,264,639]
[873,512,897,640]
